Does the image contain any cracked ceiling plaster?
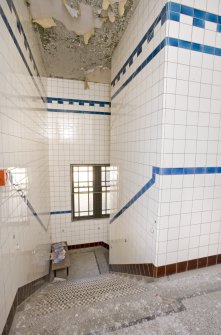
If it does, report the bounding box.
[29,0,140,84]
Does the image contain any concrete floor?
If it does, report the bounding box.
[55,246,109,280]
[10,248,221,335]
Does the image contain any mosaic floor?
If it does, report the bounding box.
[10,249,221,335]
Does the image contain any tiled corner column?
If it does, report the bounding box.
[110,0,221,275]
[155,0,221,268]
[110,0,167,266]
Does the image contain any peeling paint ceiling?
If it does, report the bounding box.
[28,0,139,83]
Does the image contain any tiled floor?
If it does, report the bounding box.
[9,249,221,335]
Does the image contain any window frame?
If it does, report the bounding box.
[70,164,110,221]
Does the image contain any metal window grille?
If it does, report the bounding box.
[71,165,110,220]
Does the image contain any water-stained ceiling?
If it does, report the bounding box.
[28,0,139,83]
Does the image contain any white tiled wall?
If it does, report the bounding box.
[47,78,110,245]
[1,1,221,331]
[110,0,221,268]
[0,0,50,332]
[110,0,167,265]
[156,0,221,266]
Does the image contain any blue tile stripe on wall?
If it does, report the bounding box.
[110,173,156,223]
[50,210,72,215]
[111,37,221,100]
[0,1,46,102]
[6,0,43,80]
[111,5,162,87]
[111,1,221,97]
[110,166,221,223]
[47,109,111,116]
[51,166,221,218]
[47,97,111,107]
[7,171,48,231]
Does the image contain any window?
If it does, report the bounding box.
[71,165,110,220]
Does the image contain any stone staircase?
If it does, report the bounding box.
[10,272,183,335]
[9,263,221,335]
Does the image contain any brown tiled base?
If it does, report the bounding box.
[68,241,109,250]
[109,263,154,276]
[2,274,49,335]
[110,253,221,278]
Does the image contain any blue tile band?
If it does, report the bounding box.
[50,210,72,215]
[8,171,47,231]
[110,166,221,223]
[47,108,111,115]
[111,1,221,89]
[50,166,221,220]
[193,17,205,28]
[111,37,221,100]
[110,174,156,223]
[47,97,111,107]
[6,0,41,78]
[0,4,46,103]
[3,0,46,102]
[153,166,221,175]
[111,6,162,87]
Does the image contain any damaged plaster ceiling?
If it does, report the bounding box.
[29,0,139,84]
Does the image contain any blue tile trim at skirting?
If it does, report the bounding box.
[50,210,72,215]
[110,166,221,223]
[47,108,111,115]
[0,2,46,103]
[47,97,111,107]
[111,37,221,100]
[111,1,221,88]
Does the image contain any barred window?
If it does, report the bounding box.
[71,165,110,220]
